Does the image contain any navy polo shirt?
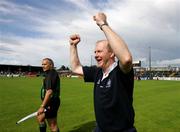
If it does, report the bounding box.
[83,63,135,132]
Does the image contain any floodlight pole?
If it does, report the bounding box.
[91,55,93,66]
[149,46,151,71]
[149,46,152,79]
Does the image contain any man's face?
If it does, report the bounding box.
[94,41,112,69]
[42,59,51,71]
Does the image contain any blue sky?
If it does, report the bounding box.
[0,0,179,68]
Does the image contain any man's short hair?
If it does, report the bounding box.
[43,58,54,68]
[96,40,113,52]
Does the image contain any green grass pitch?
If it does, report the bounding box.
[0,77,180,132]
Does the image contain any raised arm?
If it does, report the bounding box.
[93,13,133,73]
[69,34,83,75]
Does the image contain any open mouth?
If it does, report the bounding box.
[96,58,102,64]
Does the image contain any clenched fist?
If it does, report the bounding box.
[69,34,81,46]
[93,12,108,27]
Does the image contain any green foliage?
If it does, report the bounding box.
[0,77,180,132]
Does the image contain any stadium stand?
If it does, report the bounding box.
[0,64,43,77]
[1,62,180,80]
[133,61,180,80]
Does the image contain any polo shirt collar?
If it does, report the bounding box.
[102,61,117,80]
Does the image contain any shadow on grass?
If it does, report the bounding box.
[69,121,96,132]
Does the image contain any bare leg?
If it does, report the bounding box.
[47,117,59,132]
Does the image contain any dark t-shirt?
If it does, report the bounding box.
[41,69,60,100]
[83,63,135,132]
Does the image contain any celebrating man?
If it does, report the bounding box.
[69,12,136,132]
